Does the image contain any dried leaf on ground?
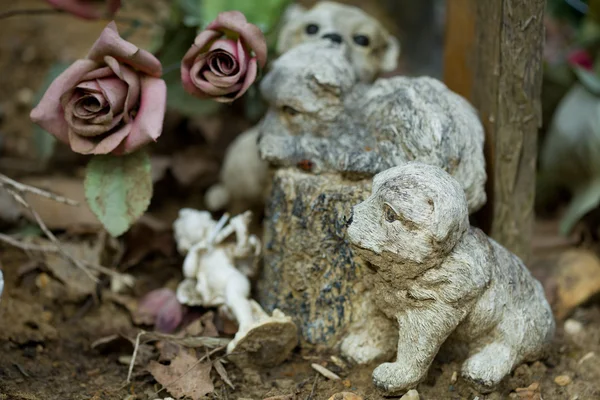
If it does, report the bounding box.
[121,218,174,269]
[213,359,234,389]
[42,239,102,301]
[147,349,214,400]
[19,176,101,230]
[532,249,600,319]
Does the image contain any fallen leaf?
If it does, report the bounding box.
[42,239,102,301]
[554,249,600,319]
[19,176,101,230]
[121,219,174,269]
[147,349,214,400]
[200,311,219,338]
[213,359,234,389]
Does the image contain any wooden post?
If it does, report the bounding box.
[444,0,545,262]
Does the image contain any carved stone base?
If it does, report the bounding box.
[257,168,397,360]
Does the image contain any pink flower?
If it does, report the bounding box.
[45,0,121,20]
[181,11,267,103]
[136,288,184,333]
[568,49,594,71]
[30,22,166,155]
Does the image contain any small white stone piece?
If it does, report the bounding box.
[173,208,297,366]
[554,375,572,386]
[399,390,419,400]
[311,363,341,380]
[346,162,555,394]
[564,319,584,337]
[451,371,458,384]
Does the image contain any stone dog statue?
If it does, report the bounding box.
[204,1,400,212]
[258,41,487,213]
[347,162,555,394]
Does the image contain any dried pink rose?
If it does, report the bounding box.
[181,11,267,103]
[568,49,594,71]
[30,22,166,155]
[136,288,184,333]
[45,0,121,20]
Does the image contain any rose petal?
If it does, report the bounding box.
[209,38,238,56]
[96,77,128,114]
[203,70,241,88]
[236,38,249,77]
[192,76,243,97]
[30,59,99,144]
[68,119,131,155]
[138,288,176,318]
[181,30,221,71]
[182,57,209,98]
[206,11,267,68]
[192,30,223,52]
[208,51,238,76]
[155,295,184,333]
[87,22,162,77]
[229,57,258,102]
[81,66,114,81]
[116,76,166,154]
[103,56,141,119]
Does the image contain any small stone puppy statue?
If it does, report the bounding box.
[259,41,487,213]
[204,1,400,212]
[346,162,555,394]
[277,1,400,82]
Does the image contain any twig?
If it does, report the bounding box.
[0,233,57,252]
[0,173,78,205]
[127,330,145,383]
[7,188,98,283]
[306,374,319,400]
[0,8,157,28]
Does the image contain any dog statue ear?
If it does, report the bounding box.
[380,34,401,72]
[276,4,308,55]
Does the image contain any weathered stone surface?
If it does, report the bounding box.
[258,168,371,347]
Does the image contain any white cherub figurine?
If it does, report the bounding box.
[173,209,297,366]
[346,162,555,394]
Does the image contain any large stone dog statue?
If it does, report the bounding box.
[347,162,555,394]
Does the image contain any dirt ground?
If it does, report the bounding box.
[1,1,600,399]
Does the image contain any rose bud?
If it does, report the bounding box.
[181,11,267,103]
[136,288,184,333]
[45,0,121,20]
[30,22,167,155]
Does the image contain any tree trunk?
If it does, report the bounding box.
[444,0,545,262]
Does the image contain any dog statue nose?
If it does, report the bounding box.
[322,33,343,44]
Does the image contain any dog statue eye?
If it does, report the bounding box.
[282,105,299,116]
[353,34,370,47]
[305,24,319,35]
[383,203,398,223]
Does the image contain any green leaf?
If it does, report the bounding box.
[200,0,291,33]
[560,179,600,235]
[32,62,72,161]
[84,151,153,237]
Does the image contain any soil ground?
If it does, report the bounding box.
[1,1,599,399]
